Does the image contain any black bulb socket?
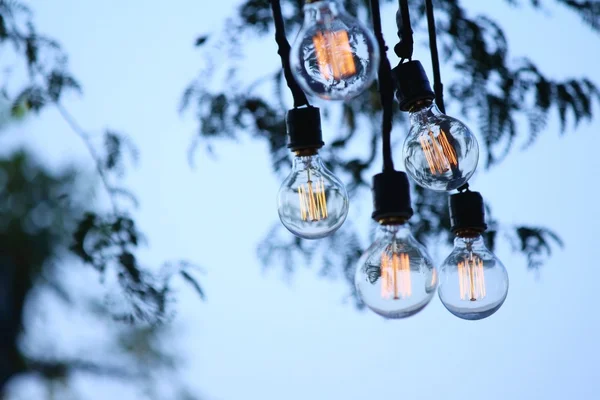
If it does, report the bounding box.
[392,60,435,112]
[286,106,324,152]
[449,190,488,235]
[371,171,414,223]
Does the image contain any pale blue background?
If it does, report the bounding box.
[4,0,600,399]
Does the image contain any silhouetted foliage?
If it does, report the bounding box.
[0,0,203,326]
[0,151,179,394]
[0,0,204,395]
[182,0,595,304]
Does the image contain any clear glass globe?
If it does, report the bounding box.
[403,102,479,192]
[438,235,509,320]
[355,224,437,319]
[290,0,379,100]
[277,153,348,239]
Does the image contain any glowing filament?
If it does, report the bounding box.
[298,177,328,222]
[458,254,486,301]
[419,129,458,175]
[381,252,412,300]
[312,30,356,81]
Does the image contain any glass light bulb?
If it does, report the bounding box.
[290,0,379,100]
[354,224,437,319]
[438,235,509,320]
[277,153,348,239]
[403,102,479,192]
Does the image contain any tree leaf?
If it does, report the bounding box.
[195,35,209,46]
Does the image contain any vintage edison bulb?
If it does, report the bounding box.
[403,102,479,192]
[438,235,509,320]
[277,152,348,239]
[290,0,379,100]
[355,224,437,318]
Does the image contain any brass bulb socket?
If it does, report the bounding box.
[455,228,485,239]
[294,148,319,157]
[378,217,408,226]
[408,99,434,113]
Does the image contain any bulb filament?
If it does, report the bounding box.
[419,129,458,175]
[298,175,328,222]
[381,252,412,300]
[458,253,486,301]
[312,30,356,81]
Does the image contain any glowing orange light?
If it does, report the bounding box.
[312,30,356,81]
[381,252,412,300]
[419,128,458,175]
[298,175,328,222]
[458,253,486,301]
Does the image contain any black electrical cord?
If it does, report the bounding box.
[370,0,395,172]
[269,0,310,108]
[369,0,418,221]
[423,2,476,197]
[394,0,414,61]
[425,0,445,114]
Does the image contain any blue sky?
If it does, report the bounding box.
[4,0,600,399]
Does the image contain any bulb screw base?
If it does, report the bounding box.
[286,106,325,151]
[371,171,414,222]
[449,190,487,235]
[392,60,435,112]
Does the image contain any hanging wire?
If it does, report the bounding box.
[425,0,445,113]
[269,0,310,108]
[425,1,472,194]
[370,0,395,172]
[394,0,414,61]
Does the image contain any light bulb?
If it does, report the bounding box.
[403,102,479,192]
[438,235,508,320]
[277,151,348,239]
[355,223,437,319]
[290,0,379,100]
